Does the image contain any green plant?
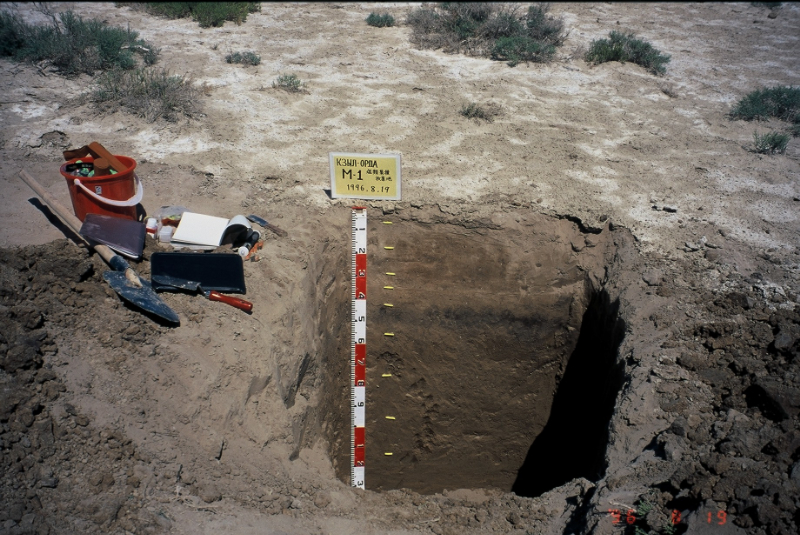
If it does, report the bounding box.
[135,2,193,19]
[730,86,799,122]
[525,3,566,45]
[405,7,440,38]
[272,73,303,93]
[225,50,260,66]
[92,67,199,122]
[481,11,524,39]
[406,2,565,66]
[0,12,26,57]
[0,9,158,75]
[136,2,260,28]
[460,102,500,122]
[753,130,789,154]
[492,35,555,66]
[730,86,800,143]
[585,30,670,75]
[661,522,677,535]
[636,499,654,517]
[366,12,395,28]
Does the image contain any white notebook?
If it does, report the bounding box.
[170,212,251,250]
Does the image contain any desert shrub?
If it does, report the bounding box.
[585,30,670,75]
[225,50,261,66]
[406,2,565,66]
[93,67,199,122]
[525,3,566,45]
[366,12,395,28]
[460,102,501,122]
[132,2,193,19]
[136,2,260,28]
[730,86,800,122]
[753,130,789,154]
[492,35,555,66]
[0,12,26,57]
[272,73,303,93]
[0,9,158,75]
[405,6,440,38]
[481,11,524,39]
[731,86,800,141]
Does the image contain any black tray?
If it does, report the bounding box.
[150,252,246,294]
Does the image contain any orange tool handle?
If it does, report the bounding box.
[207,291,253,312]
[87,142,128,173]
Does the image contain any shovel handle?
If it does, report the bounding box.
[207,291,253,313]
[18,170,127,271]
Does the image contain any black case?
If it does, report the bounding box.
[80,213,146,260]
[150,252,246,294]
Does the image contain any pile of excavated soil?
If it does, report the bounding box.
[0,242,171,534]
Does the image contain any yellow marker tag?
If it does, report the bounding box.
[384,452,393,456]
[384,333,394,337]
[384,246,394,250]
[330,152,401,200]
[385,272,396,276]
[383,286,394,290]
[385,416,396,420]
[381,373,392,377]
[383,221,393,224]
[383,303,393,307]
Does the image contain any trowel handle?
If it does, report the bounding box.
[207,291,253,313]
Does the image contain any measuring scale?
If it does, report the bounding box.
[351,207,367,489]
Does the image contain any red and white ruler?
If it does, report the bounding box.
[351,207,367,489]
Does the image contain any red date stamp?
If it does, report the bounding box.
[607,508,728,526]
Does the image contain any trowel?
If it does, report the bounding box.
[151,274,253,312]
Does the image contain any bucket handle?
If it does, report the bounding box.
[73,172,143,208]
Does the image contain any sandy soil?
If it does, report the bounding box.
[1,2,799,535]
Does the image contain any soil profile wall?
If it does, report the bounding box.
[319,211,623,495]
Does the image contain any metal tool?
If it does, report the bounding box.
[246,214,288,238]
[18,170,180,325]
[151,274,253,313]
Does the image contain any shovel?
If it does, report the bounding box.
[18,170,180,325]
[151,274,253,312]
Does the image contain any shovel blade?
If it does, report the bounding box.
[103,271,180,325]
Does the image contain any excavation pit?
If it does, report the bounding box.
[322,212,626,497]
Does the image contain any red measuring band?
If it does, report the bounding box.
[354,343,366,385]
[354,427,365,465]
[351,208,367,489]
[355,254,367,299]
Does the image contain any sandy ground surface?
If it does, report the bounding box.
[1,2,800,535]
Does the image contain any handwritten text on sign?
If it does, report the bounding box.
[330,152,401,201]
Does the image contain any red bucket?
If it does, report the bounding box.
[60,155,142,221]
